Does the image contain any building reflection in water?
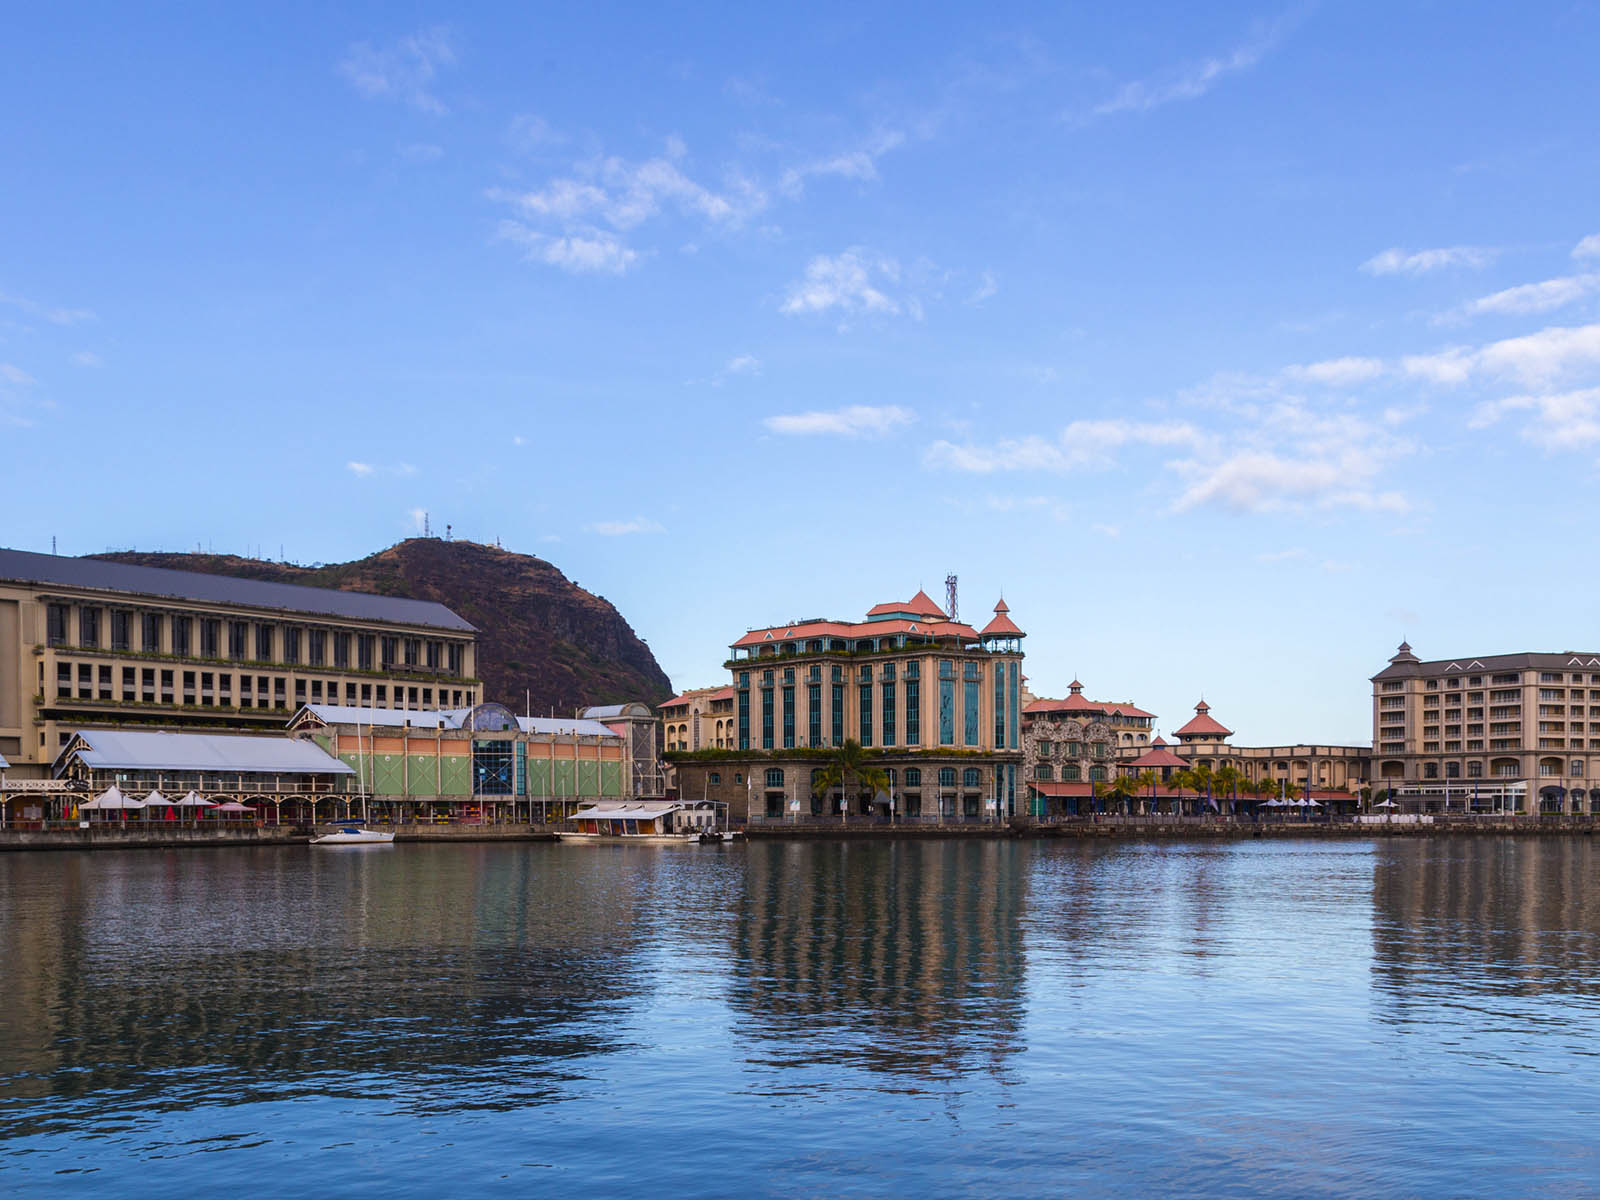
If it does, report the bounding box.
[729,840,1028,1082]
[1369,837,1600,1021]
[0,845,653,1140]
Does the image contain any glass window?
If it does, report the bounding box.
[171,616,192,657]
[333,633,351,669]
[142,612,162,652]
[47,604,68,647]
[472,740,514,795]
[110,611,131,652]
[765,768,784,788]
[904,768,921,787]
[963,767,981,788]
[283,627,300,664]
[79,607,100,648]
[228,621,247,660]
[308,630,326,666]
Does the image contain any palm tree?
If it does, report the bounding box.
[1214,765,1242,812]
[1096,772,1140,814]
[811,739,890,822]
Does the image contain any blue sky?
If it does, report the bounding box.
[4,3,1599,744]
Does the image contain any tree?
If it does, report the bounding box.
[1095,772,1141,813]
[811,739,890,821]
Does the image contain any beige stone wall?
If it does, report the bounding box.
[0,579,478,772]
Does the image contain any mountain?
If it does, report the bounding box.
[95,539,673,712]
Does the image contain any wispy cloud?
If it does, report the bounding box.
[0,362,41,427]
[1469,388,1600,451]
[1281,356,1386,386]
[586,517,665,536]
[778,130,905,197]
[346,461,375,477]
[1441,274,1600,323]
[780,249,907,318]
[339,27,457,115]
[489,137,764,275]
[764,405,915,438]
[925,419,1204,473]
[1090,17,1288,117]
[1404,322,1600,388]
[398,142,444,164]
[1361,245,1496,276]
[71,351,102,368]
[1574,233,1600,260]
[0,289,95,325]
[967,271,998,306]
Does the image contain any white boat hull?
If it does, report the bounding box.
[555,832,700,845]
[311,829,396,845]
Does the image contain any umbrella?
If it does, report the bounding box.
[174,790,215,808]
[83,786,147,810]
[211,801,256,814]
[142,790,174,807]
[1374,798,1398,809]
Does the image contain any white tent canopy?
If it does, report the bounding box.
[142,790,174,807]
[82,786,144,810]
[174,791,215,808]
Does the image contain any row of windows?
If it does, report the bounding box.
[50,660,471,710]
[44,604,466,675]
[761,766,987,789]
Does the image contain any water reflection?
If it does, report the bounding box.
[730,841,1027,1081]
[0,845,655,1138]
[1370,837,1600,1012]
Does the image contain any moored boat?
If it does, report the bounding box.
[310,825,396,845]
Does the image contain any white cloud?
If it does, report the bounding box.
[339,27,456,115]
[1469,388,1600,451]
[512,435,526,446]
[1447,274,1600,321]
[398,142,444,164]
[780,249,903,317]
[71,351,102,368]
[346,461,375,477]
[778,130,905,197]
[764,405,915,438]
[1281,356,1386,386]
[967,271,998,305]
[1091,21,1282,117]
[0,363,35,386]
[1404,322,1600,388]
[496,221,639,275]
[924,419,1204,473]
[586,517,665,536]
[489,139,765,274]
[507,113,558,152]
[1573,233,1600,260]
[1361,245,1496,276]
[0,290,95,325]
[724,354,762,377]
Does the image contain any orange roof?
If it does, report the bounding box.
[1175,700,1233,739]
[866,589,947,620]
[1023,694,1154,719]
[732,616,977,649]
[1128,741,1189,769]
[981,610,1024,637]
[658,686,734,710]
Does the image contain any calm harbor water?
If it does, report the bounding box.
[3,837,1599,1196]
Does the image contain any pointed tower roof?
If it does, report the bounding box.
[1373,639,1423,681]
[1175,700,1233,740]
[1129,739,1189,770]
[980,597,1023,638]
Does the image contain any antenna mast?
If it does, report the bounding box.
[945,574,958,622]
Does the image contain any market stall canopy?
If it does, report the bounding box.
[83,786,144,810]
[142,790,174,807]
[174,791,216,808]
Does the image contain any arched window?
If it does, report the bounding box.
[1064,764,1081,781]
[903,768,921,787]
[1089,766,1107,782]
[938,767,957,788]
[962,767,981,788]
[1572,760,1585,777]
[765,768,784,788]
[1035,764,1053,781]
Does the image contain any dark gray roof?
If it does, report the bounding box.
[0,547,473,632]
[1373,650,1600,681]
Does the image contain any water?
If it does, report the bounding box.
[3,837,1599,1196]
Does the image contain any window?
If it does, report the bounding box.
[256,624,274,660]
[79,608,100,648]
[1089,766,1107,782]
[141,612,162,652]
[761,686,774,750]
[859,681,873,745]
[333,633,351,669]
[46,604,68,647]
[939,767,957,788]
[358,635,374,670]
[1468,761,1483,777]
[283,627,300,664]
[709,772,721,785]
[472,740,514,795]
[963,767,981,789]
[110,611,131,652]
[1574,760,1585,777]
[1035,764,1054,780]
[808,683,822,747]
[404,639,419,667]
[765,768,784,788]
[308,630,326,667]
[904,768,921,787]
[1064,764,1081,781]
[171,616,192,657]
[832,681,845,746]
[228,621,247,660]
[381,637,397,667]
[782,684,795,748]
[426,641,441,669]
[448,643,463,675]
[905,678,920,746]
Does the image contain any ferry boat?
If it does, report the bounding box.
[557,800,721,845]
[310,825,396,846]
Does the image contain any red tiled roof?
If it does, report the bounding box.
[658,686,735,711]
[980,610,1024,637]
[866,590,947,620]
[1024,695,1153,719]
[732,616,977,649]
[1175,700,1233,738]
[1128,741,1189,769]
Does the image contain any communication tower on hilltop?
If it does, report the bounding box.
[945,574,958,622]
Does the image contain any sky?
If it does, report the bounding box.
[3,2,1599,745]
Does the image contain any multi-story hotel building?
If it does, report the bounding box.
[0,548,478,776]
[1021,679,1156,774]
[700,589,1026,822]
[1372,642,1600,813]
[1170,700,1369,794]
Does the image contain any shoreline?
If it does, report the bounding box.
[0,824,560,852]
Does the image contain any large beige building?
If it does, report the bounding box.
[658,686,735,752]
[1372,642,1600,813]
[682,589,1026,822]
[1171,700,1369,794]
[0,548,478,776]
